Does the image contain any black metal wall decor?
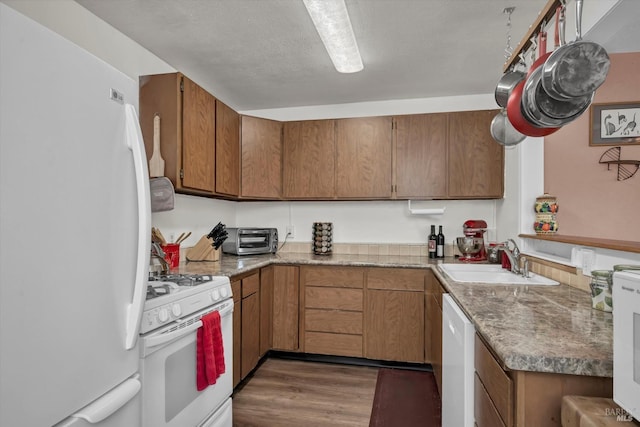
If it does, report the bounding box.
[599,146,640,181]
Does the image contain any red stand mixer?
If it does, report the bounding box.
[456,220,488,262]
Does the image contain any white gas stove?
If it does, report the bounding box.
[140,273,234,427]
[141,274,232,334]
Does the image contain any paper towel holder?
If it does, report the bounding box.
[407,200,446,216]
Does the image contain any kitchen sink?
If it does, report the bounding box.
[438,263,559,286]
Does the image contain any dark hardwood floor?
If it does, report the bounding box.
[232,358,379,426]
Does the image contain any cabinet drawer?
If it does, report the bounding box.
[367,267,425,291]
[475,374,507,427]
[305,287,363,311]
[305,309,363,335]
[242,273,260,298]
[301,266,364,288]
[475,334,513,426]
[304,331,363,357]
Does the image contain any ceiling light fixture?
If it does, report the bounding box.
[303,0,364,73]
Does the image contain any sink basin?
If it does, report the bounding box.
[438,263,559,286]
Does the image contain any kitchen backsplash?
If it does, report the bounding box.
[279,242,591,291]
[279,242,456,257]
[177,242,590,292]
[527,256,591,292]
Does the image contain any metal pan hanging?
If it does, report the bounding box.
[541,0,610,100]
[521,7,592,127]
[490,109,526,146]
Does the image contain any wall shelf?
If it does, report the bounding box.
[520,233,640,254]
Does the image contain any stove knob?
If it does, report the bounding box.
[220,287,229,298]
[158,308,170,323]
[211,290,221,301]
[171,304,181,317]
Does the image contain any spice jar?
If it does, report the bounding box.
[589,270,613,312]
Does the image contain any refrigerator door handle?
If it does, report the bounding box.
[69,374,141,424]
[124,104,151,350]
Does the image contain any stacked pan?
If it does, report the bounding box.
[492,0,610,144]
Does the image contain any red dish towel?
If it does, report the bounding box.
[196,311,226,391]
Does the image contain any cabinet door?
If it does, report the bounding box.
[424,269,440,364]
[215,100,240,196]
[140,73,179,183]
[272,266,299,351]
[365,289,424,362]
[432,294,443,394]
[240,291,260,379]
[259,266,273,357]
[241,116,282,198]
[448,110,503,198]
[282,120,336,198]
[231,280,241,388]
[395,113,448,198]
[181,76,216,193]
[336,117,392,198]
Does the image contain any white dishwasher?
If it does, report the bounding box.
[442,294,476,427]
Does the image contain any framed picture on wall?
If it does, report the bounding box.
[590,102,640,146]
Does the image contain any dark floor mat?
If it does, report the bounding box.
[369,368,441,427]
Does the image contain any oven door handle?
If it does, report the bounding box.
[145,302,233,350]
[145,321,203,349]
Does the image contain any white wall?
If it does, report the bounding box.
[0,0,518,249]
[236,199,499,246]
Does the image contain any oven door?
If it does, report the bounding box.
[140,301,233,427]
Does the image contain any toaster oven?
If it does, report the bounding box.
[221,228,278,255]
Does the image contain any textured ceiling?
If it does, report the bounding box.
[74,0,633,111]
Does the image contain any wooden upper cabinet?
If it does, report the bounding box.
[283,120,336,199]
[181,77,216,193]
[395,113,448,199]
[240,116,282,199]
[336,117,393,199]
[139,72,216,195]
[215,100,240,197]
[448,110,504,198]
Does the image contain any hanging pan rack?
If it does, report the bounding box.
[503,0,564,73]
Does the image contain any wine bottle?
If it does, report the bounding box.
[428,225,437,259]
[437,225,445,258]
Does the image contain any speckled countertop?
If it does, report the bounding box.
[173,252,613,378]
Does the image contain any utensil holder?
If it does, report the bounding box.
[160,243,180,269]
[186,235,220,262]
[312,222,332,255]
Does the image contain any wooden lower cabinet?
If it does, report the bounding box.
[425,270,445,392]
[272,265,300,351]
[231,279,242,388]
[259,266,273,356]
[240,273,260,379]
[233,269,273,387]
[364,268,425,363]
[301,266,364,357]
[474,333,613,427]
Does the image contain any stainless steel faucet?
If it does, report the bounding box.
[503,239,523,275]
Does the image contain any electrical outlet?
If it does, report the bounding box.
[581,249,595,276]
[286,226,295,239]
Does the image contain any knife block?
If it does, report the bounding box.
[185,235,220,262]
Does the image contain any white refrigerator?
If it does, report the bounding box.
[0,4,150,426]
